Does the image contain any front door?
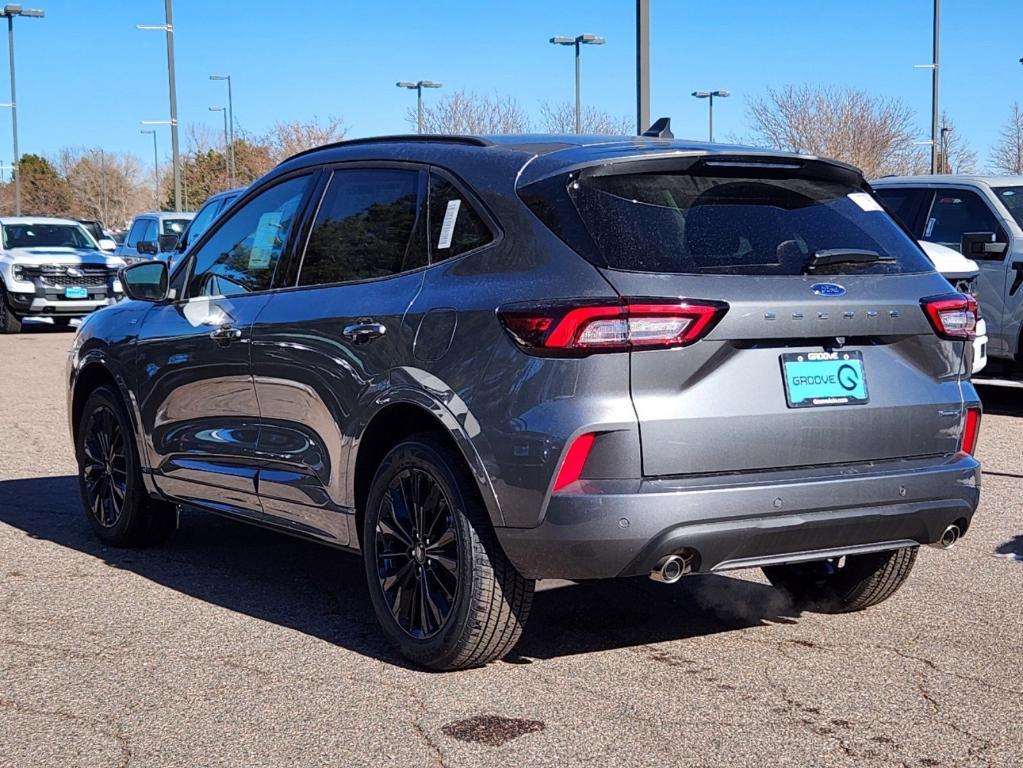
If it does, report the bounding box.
[136,173,315,515]
[922,187,1011,355]
[251,166,429,544]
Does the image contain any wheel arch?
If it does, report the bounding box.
[351,390,503,545]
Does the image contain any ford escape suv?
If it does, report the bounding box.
[67,133,982,670]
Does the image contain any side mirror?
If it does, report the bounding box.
[137,239,159,256]
[961,231,1007,259]
[97,238,117,252]
[121,261,169,302]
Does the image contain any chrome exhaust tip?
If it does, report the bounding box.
[929,524,961,550]
[650,554,691,584]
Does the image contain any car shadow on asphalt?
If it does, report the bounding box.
[1,474,804,669]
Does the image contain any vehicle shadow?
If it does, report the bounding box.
[994,535,1023,563]
[975,381,1023,417]
[0,475,802,669]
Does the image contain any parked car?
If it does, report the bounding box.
[918,239,987,373]
[114,211,194,264]
[168,188,244,272]
[872,175,1023,365]
[68,133,982,670]
[0,216,123,333]
[75,219,114,251]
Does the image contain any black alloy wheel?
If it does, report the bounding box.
[375,467,460,639]
[80,404,129,528]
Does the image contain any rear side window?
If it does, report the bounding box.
[428,173,492,260]
[529,170,933,276]
[298,168,425,286]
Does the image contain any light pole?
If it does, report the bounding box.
[636,0,650,134]
[138,0,181,210]
[209,106,229,188]
[141,120,173,210]
[691,90,729,142]
[0,4,44,216]
[140,128,158,209]
[549,33,605,134]
[396,80,442,134]
[210,74,233,185]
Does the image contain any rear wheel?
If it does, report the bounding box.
[76,385,176,547]
[0,286,22,334]
[763,547,917,613]
[53,317,74,329]
[363,434,534,670]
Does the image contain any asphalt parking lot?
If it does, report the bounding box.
[1,326,1021,768]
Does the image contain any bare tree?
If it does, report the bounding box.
[936,112,976,174]
[539,101,632,134]
[991,102,1023,175]
[747,85,926,178]
[57,148,151,227]
[263,116,348,162]
[411,90,530,134]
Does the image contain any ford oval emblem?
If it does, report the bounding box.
[811,283,846,297]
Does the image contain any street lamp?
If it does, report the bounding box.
[396,80,442,134]
[0,4,45,216]
[138,0,181,211]
[209,106,229,188]
[210,74,234,185]
[140,129,158,209]
[691,90,730,142]
[549,33,605,134]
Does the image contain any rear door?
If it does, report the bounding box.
[250,165,428,543]
[533,157,968,477]
[921,187,1009,354]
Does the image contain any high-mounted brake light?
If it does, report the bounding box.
[921,293,978,341]
[499,299,728,356]
[961,406,981,455]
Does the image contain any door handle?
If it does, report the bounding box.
[342,321,387,343]
[209,325,243,344]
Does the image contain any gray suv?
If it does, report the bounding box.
[67,134,982,669]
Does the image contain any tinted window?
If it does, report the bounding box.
[188,174,311,298]
[125,219,147,247]
[992,186,1023,230]
[429,173,492,260]
[297,169,424,286]
[179,198,221,249]
[141,219,158,243]
[925,190,1005,251]
[557,171,932,276]
[2,223,93,249]
[874,187,931,233]
[162,218,191,236]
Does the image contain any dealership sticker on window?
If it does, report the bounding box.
[249,211,283,269]
[437,199,462,250]
[848,192,884,212]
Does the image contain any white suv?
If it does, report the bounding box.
[873,175,1023,366]
[0,217,124,333]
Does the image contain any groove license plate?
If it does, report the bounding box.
[65,286,88,299]
[781,351,869,408]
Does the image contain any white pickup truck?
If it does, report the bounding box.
[919,239,987,373]
[0,217,125,334]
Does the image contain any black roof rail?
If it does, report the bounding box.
[284,134,493,163]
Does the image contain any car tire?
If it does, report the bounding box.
[363,434,535,670]
[762,547,917,613]
[53,317,73,329]
[75,384,177,547]
[0,285,22,334]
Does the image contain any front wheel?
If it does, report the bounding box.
[0,286,22,334]
[763,547,917,613]
[363,435,534,670]
[76,385,177,547]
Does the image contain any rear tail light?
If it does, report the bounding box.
[921,293,978,341]
[499,298,728,356]
[961,406,981,455]
[552,432,596,492]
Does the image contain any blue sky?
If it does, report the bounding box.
[8,0,1023,170]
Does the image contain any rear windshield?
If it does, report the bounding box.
[542,171,933,276]
[162,218,191,236]
[993,186,1023,229]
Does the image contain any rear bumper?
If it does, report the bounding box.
[496,453,981,580]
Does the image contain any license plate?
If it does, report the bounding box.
[65,286,88,299]
[781,351,869,408]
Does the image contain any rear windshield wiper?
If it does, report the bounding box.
[803,249,895,273]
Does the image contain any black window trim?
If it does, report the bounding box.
[426,165,502,264]
[171,168,322,302]
[922,184,1009,260]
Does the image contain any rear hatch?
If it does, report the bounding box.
[521,152,971,477]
